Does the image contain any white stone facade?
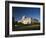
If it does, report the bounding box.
[18,16,32,24]
[18,16,39,24]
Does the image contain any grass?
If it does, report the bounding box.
[12,22,40,31]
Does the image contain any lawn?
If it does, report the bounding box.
[12,22,40,31]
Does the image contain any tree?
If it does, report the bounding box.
[12,16,15,31]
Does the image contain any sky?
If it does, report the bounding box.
[12,7,40,21]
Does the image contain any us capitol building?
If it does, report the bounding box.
[18,16,39,24]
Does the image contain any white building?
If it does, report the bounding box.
[18,16,32,24]
[18,16,39,24]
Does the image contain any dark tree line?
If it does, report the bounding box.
[12,17,16,31]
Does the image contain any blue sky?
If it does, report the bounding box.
[12,7,40,21]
